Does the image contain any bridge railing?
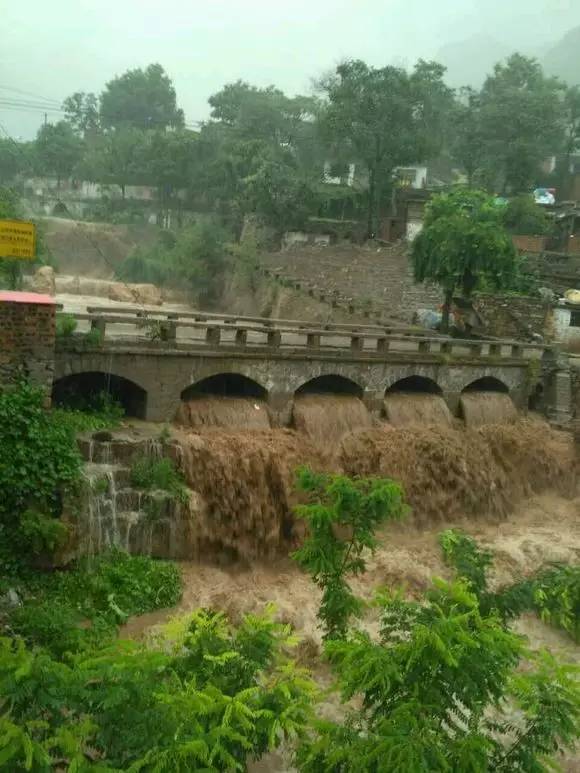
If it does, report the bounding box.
[59,310,546,361]
[83,305,443,338]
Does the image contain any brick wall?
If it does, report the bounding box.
[0,294,56,397]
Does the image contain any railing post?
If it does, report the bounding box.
[267,330,281,348]
[489,343,501,357]
[511,344,523,358]
[418,340,431,353]
[90,317,106,340]
[235,328,248,347]
[351,335,363,352]
[376,337,390,353]
[205,326,221,346]
[440,341,452,354]
[160,314,177,343]
[307,333,321,348]
[469,342,483,357]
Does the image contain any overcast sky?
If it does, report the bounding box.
[3,0,580,140]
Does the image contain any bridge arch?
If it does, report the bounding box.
[462,376,509,394]
[386,375,442,395]
[51,371,148,419]
[181,372,268,401]
[295,374,363,398]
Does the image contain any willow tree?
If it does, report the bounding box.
[412,189,517,332]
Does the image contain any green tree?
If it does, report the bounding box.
[34,121,83,187]
[209,80,319,150]
[100,63,184,130]
[503,194,551,236]
[141,129,199,223]
[0,138,24,184]
[62,91,100,138]
[293,468,407,640]
[81,126,147,198]
[202,82,321,234]
[449,87,488,187]
[318,59,453,238]
[412,189,518,331]
[244,147,316,234]
[479,54,565,193]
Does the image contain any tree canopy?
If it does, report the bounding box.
[34,121,83,186]
[412,189,518,330]
[478,54,565,193]
[99,63,184,131]
[319,59,453,238]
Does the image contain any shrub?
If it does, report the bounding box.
[131,456,189,503]
[294,477,580,772]
[52,391,124,433]
[0,383,81,523]
[0,605,315,770]
[17,509,68,555]
[55,314,77,338]
[9,551,182,656]
[503,194,552,236]
[116,220,228,303]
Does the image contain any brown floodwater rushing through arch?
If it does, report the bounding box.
[78,391,575,564]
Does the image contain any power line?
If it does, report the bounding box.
[0,84,62,107]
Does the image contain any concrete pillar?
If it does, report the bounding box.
[267,392,293,427]
[145,393,180,423]
[548,370,573,425]
[444,391,461,418]
[363,390,384,419]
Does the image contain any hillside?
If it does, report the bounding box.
[41,218,159,278]
[543,26,580,85]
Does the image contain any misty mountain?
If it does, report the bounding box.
[543,26,580,85]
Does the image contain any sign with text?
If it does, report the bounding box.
[0,219,36,259]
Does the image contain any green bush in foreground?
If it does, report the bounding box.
[0,607,315,771]
[294,472,580,772]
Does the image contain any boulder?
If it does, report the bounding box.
[108,282,163,306]
[31,265,56,295]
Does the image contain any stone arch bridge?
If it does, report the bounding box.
[52,306,571,424]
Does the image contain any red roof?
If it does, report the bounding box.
[0,291,56,306]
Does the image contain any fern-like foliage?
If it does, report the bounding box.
[292,467,407,640]
[0,605,316,771]
[295,487,580,771]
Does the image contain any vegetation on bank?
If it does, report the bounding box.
[2,52,578,240]
[2,382,580,770]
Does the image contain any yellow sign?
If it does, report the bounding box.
[0,219,36,259]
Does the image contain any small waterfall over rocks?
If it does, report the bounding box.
[65,434,198,561]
